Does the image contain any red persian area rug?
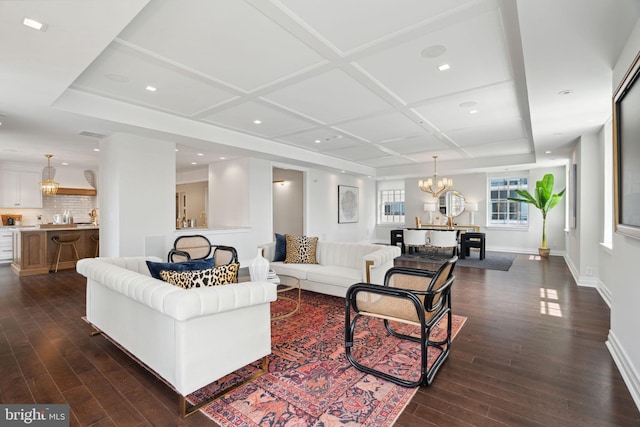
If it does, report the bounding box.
[188,290,466,426]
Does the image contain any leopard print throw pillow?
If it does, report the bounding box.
[284,234,319,264]
[160,263,239,288]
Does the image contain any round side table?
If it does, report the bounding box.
[271,274,301,320]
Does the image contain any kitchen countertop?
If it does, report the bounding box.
[174,226,250,235]
[10,224,99,232]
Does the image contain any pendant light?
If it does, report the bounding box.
[40,154,59,195]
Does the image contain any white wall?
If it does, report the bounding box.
[597,122,614,305]
[176,167,208,184]
[273,168,303,236]
[305,169,376,242]
[205,158,272,265]
[566,134,601,286]
[208,158,250,227]
[602,18,640,410]
[99,133,175,258]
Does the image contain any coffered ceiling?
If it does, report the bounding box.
[0,0,638,178]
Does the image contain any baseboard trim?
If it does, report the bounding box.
[606,330,640,413]
[596,279,612,308]
[563,254,599,288]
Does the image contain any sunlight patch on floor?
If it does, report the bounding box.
[540,288,563,317]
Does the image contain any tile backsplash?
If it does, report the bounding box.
[0,195,98,226]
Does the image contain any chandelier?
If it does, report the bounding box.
[40,154,59,195]
[418,155,452,197]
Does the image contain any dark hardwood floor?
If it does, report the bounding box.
[0,254,638,426]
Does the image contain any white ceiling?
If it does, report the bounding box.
[0,0,638,179]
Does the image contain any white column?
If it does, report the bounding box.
[207,157,273,265]
[98,133,175,257]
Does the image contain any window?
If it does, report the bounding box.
[488,176,528,226]
[378,189,405,224]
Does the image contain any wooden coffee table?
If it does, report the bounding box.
[271,274,301,320]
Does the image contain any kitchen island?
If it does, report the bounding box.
[11,225,99,276]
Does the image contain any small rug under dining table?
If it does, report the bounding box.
[187,290,466,426]
[395,250,517,271]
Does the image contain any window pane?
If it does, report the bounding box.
[488,176,529,226]
[378,189,405,224]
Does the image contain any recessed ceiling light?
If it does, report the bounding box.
[558,89,573,95]
[545,150,552,154]
[314,140,321,143]
[93,148,100,152]
[469,110,478,115]
[175,148,179,152]
[145,85,157,92]
[191,162,197,165]
[220,156,226,160]
[62,162,69,166]
[197,153,204,156]
[23,17,46,31]
[253,119,262,125]
[421,45,447,58]
[437,64,450,71]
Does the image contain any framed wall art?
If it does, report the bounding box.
[614,51,640,239]
[338,185,359,223]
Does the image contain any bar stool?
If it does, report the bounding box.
[90,234,99,257]
[50,235,80,273]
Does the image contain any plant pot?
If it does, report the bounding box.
[538,248,550,258]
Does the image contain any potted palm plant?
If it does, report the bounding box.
[508,173,565,257]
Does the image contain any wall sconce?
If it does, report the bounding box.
[272,180,286,186]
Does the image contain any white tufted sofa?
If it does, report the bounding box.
[76,256,277,413]
[259,241,401,298]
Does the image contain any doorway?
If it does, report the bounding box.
[272,168,303,236]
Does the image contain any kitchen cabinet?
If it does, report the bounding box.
[12,230,46,274]
[11,226,99,276]
[0,170,43,208]
[0,229,13,263]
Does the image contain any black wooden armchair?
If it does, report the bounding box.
[168,234,238,267]
[345,257,457,387]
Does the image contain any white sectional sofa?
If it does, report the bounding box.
[259,241,401,297]
[76,256,277,416]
